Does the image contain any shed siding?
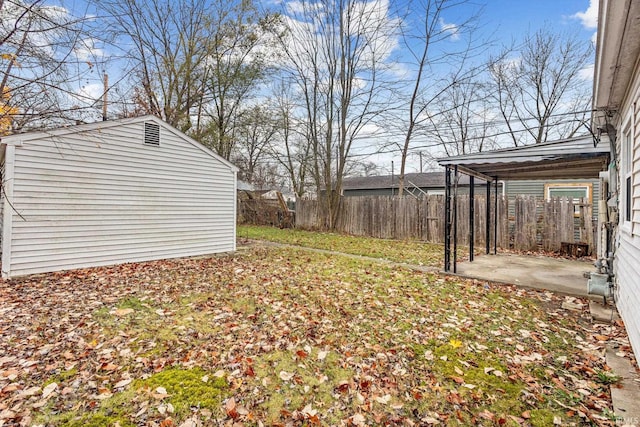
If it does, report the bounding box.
[6,120,235,277]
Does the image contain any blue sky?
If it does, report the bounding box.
[59,0,599,173]
[480,0,596,37]
[350,0,599,173]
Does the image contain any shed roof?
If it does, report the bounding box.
[343,172,474,190]
[0,115,238,172]
[437,136,610,181]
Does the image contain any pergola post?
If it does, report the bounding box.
[469,176,475,262]
[453,166,458,274]
[444,166,451,272]
[485,180,491,254]
[494,178,498,255]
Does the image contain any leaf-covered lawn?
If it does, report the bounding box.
[0,246,628,426]
[238,225,444,267]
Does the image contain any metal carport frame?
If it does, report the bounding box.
[437,136,611,273]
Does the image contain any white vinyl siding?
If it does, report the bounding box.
[613,67,640,364]
[3,119,236,277]
[614,234,640,363]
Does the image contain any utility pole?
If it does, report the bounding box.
[419,152,423,173]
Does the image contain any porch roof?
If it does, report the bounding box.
[437,136,610,181]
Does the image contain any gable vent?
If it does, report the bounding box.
[144,122,160,146]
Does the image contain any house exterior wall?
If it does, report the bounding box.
[612,57,640,362]
[505,179,600,217]
[1,118,236,278]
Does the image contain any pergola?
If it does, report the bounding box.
[436,136,611,273]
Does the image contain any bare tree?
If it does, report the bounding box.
[426,78,495,156]
[269,79,312,197]
[99,0,277,149]
[489,28,593,145]
[396,0,484,196]
[276,0,398,228]
[99,0,212,131]
[1,0,102,133]
[193,0,279,160]
[233,104,278,185]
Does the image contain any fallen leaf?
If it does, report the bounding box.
[225,397,238,419]
[351,413,366,426]
[374,394,391,404]
[114,379,132,389]
[450,376,464,384]
[301,404,317,417]
[42,382,57,399]
[279,371,294,381]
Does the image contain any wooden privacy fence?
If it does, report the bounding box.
[295,195,595,254]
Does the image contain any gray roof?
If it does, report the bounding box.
[342,172,472,190]
[437,136,610,181]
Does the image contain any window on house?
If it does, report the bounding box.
[144,122,160,146]
[631,130,640,236]
[623,127,632,226]
[544,183,592,216]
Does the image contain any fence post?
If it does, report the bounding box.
[444,167,451,272]
[469,176,475,261]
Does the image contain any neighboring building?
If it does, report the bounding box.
[504,179,600,219]
[342,172,595,216]
[341,172,493,197]
[0,115,238,278]
[593,0,640,363]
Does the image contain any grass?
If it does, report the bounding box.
[2,244,616,426]
[237,224,445,267]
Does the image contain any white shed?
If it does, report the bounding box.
[0,115,238,278]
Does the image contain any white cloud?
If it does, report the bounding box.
[74,38,104,62]
[578,63,594,81]
[439,18,460,41]
[572,0,598,29]
[76,83,104,104]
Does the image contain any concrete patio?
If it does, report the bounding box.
[453,253,596,297]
